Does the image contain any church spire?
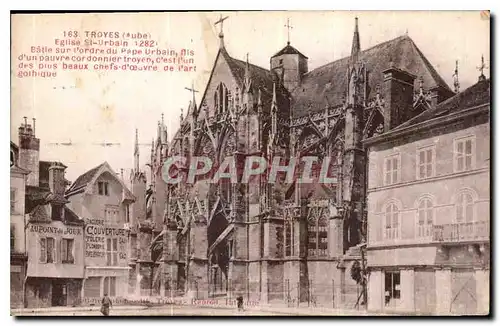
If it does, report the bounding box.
[134,128,139,172]
[351,17,361,63]
[257,87,263,115]
[244,53,252,93]
[271,82,278,135]
[453,60,460,93]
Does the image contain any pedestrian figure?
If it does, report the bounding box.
[237,296,244,312]
[101,293,112,316]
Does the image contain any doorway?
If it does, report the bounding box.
[51,282,67,306]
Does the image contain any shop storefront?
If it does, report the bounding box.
[25,220,85,308]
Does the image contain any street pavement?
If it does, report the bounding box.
[12,303,375,316]
[13,304,292,316]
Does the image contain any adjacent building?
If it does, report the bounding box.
[66,161,135,305]
[18,119,85,308]
[364,77,490,314]
[10,141,30,308]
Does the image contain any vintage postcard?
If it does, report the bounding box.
[10,11,490,316]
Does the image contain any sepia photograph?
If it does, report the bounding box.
[9,10,490,316]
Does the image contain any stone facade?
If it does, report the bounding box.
[130,18,457,308]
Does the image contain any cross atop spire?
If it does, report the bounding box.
[351,17,361,63]
[477,54,488,82]
[215,14,229,48]
[185,81,198,103]
[284,18,293,45]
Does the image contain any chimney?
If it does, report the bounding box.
[428,86,454,108]
[381,66,416,131]
[18,117,40,186]
[48,162,68,196]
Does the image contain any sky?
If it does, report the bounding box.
[10,11,490,185]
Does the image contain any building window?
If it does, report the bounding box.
[417,198,433,238]
[106,238,118,266]
[215,83,229,114]
[103,277,117,297]
[279,58,284,65]
[51,204,63,221]
[98,181,109,196]
[416,146,435,179]
[10,224,15,252]
[384,271,401,307]
[84,277,101,297]
[384,154,400,185]
[220,179,232,204]
[61,238,74,264]
[40,237,56,263]
[105,205,120,224]
[10,150,15,167]
[384,203,399,240]
[10,188,16,213]
[456,191,474,223]
[125,205,130,223]
[307,209,328,257]
[454,136,475,172]
[284,220,293,257]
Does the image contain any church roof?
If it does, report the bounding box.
[364,78,490,147]
[395,78,490,129]
[271,43,308,59]
[223,51,290,113]
[292,35,453,118]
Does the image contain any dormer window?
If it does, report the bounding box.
[51,204,63,221]
[215,83,229,114]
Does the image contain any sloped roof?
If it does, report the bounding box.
[25,185,51,214]
[66,161,135,201]
[64,206,84,225]
[222,49,290,114]
[292,35,453,118]
[29,204,50,223]
[395,78,490,129]
[272,43,308,59]
[66,162,105,193]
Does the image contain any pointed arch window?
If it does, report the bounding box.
[220,178,232,204]
[284,213,294,257]
[384,202,400,240]
[215,83,229,114]
[417,197,433,238]
[307,207,328,257]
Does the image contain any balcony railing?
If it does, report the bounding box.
[432,221,490,243]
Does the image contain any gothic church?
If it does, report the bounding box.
[128,17,455,306]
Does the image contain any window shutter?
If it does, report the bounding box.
[40,238,46,263]
[54,238,59,263]
[70,239,75,262]
[61,239,67,262]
